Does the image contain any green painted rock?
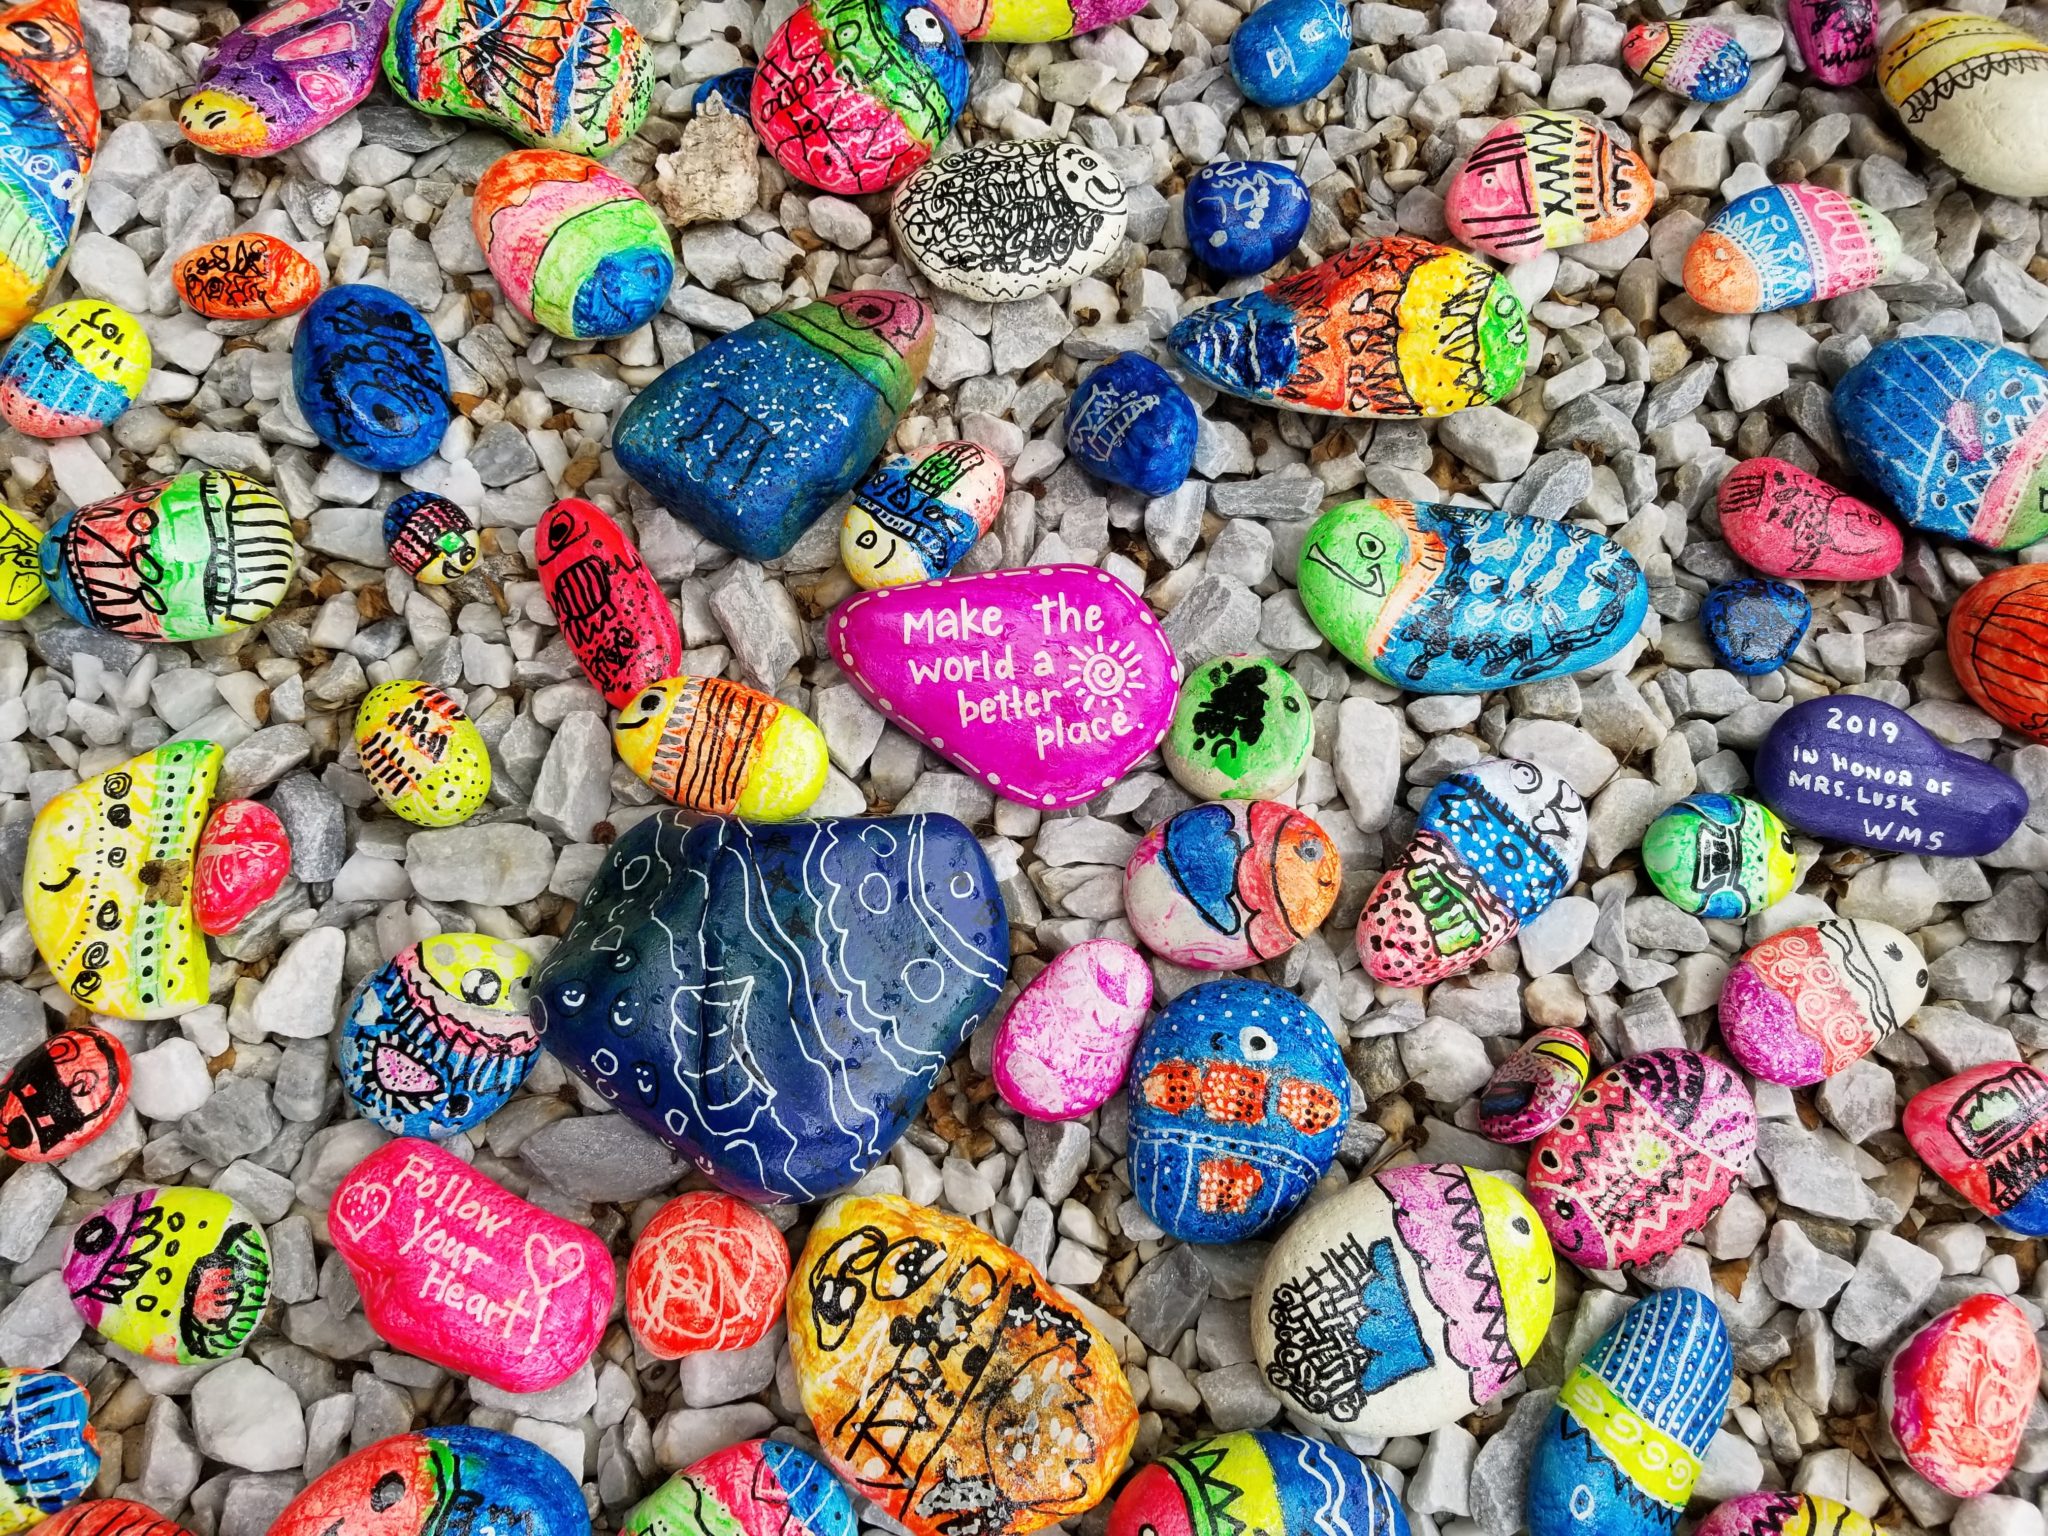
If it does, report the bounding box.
[1642,792,1797,919]
[1164,654,1313,800]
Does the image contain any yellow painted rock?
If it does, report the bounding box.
[354,680,490,827]
[0,501,45,620]
[612,675,828,820]
[1879,11,2048,198]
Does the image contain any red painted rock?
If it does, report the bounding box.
[0,1024,128,1162]
[193,799,290,936]
[1717,458,1902,581]
[171,232,322,321]
[626,1191,790,1359]
[1885,1294,2039,1496]
[535,497,681,707]
[40,1500,192,1536]
[1905,1061,2048,1236]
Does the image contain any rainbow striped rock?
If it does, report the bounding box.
[1684,184,1900,314]
[1107,1433,1408,1536]
[1445,112,1653,264]
[0,0,97,341]
[473,149,673,339]
[1624,21,1751,101]
[1878,12,2048,199]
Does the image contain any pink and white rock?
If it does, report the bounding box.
[1789,0,1878,83]
[1716,457,1904,581]
[1885,1294,2039,1496]
[1719,918,1927,1087]
[991,938,1153,1120]
[828,565,1180,810]
[192,799,291,936]
[1477,1027,1591,1144]
[1125,801,1342,970]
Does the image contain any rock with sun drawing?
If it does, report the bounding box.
[272,1426,588,1536]
[65,1187,271,1364]
[1164,655,1314,801]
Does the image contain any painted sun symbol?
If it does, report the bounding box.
[1064,638,1142,710]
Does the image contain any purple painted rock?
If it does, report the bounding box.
[1755,694,2028,857]
[1478,1027,1590,1144]
[1717,457,1903,581]
[1789,0,1877,82]
[992,938,1152,1121]
[1719,918,1927,1086]
[180,0,394,157]
[828,564,1180,810]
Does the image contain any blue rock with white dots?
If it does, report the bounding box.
[1702,578,1811,675]
[1065,352,1199,496]
[1184,160,1312,276]
[1229,0,1351,108]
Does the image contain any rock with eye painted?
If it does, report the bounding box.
[271,1425,587,1536]
[624,1440,855,1536]
[1719,918,1927,1087]
[1125,801,1341,971]
[180,0,392,157]
[383,491,478,587]
[842,440,1005,589]
[611,675,829,820]
[1445,112,1653,264]
[0,1024,128,1163]
[0,298,148,437]
[535,496,679,706]
[64,1186,271,1364]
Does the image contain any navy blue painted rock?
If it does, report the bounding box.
[694,69,755,118]
[1065,352,1198,497]
[1127,977,1347,1244]
[1528,1288,1731,1536]
[1229,0,1350,107]
[1755,694,2028,857]
[1184,160,1312,277]
[292,284,450,472]
[1701,578,1810,675]
[1835,336,2048,552]
[532,811,1008,1203]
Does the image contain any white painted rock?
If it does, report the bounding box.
[1878,11,2048,197]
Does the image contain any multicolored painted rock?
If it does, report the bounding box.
[788,1194,1137,1536]
[1716,457,1902,580]
[293,284,451,472]
[1788,0,1878,83]
[172,231,323,320]
[1641,793,1796,918]
[382,490,479,586]
[612,676,829,820]
[1445,111,1654,264]
[624,1441,856,1536]
[1065,352,1198,497]
[180,0,392,156]
[384,0,652,157]
[1527,1050,1757,1270]
[0,1369,96,1531]
[40,470,299,642]
[66,1186,270,1363]
[1878,11,2048,199]
[1297,499,1649,692]
[931,0,1143,41]
[1623,21,1751,101]
[1886,1295,2039,1496]
[1684,185,1900,314]
[41,1499,189,1536]
[1696,1494,1880,1536]
[0,299,147,437]
[0,501,45,621]
[1701,577,1810,676]
[892,139,1127,303]
[275,1427,588,1536]
[1950,564,2048,742]
[0,0,97,342]
[1720,919,1926,1087]
[193,798,290,935]
[535,496,680,706]
[1479,1027,1592,1144]
[1127,977,1347,1243]
[992,938,1152,1121]
[0,1025,127,1163]
[842,439,1005,589]
[1126,801,1341,971]
[616,291,932,561]
[1164,655,1313,802]
[1107,1433,1408,1536]
[354,680,491,827]
[473,148,674,339]
[1183,160,1312,277]
[625,1192,789,1359]
[1906,1061,2048,1234]
[1359,757,1586,987]
[1227,0,1349,107]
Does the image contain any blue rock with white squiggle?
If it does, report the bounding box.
[1066,352,1198,496]
[1702,578,1810,675]
[1184,160,1312,276]
[1229,0,1351,107]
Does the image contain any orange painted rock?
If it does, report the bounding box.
[1949,564,2048,743]
[626,1191,789,1359]
[172,232,322,320]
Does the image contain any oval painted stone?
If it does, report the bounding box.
[66,1186,270,1363]
[1642,793,1796,918]
[1719,918,1926,1086]
[0,1369,97,1526]
[473,148,675,339]
[1360,757,1586,987]
[842,439,1006,589]
[0,0,97,341]
[1716,457,1902,581]
[992,938,1152,1121]
[1298,499,1649,692]
[788,1193,1137,1536]
[1700,577,1810,676]
[625,1441,856,1536]
[1528,1288,1731,1536]
[1905,1061,2048,1234]
[1878,11,2048,198]
[1128,977,1346,1243]
[292,283,451,472]
[1165,655,1313,801]
[1623,20,1750,101]
[625,1192,789,1359]
[1479,1026,1592,1144]
[1789,0,1877,83]
[276,1426,587,1536]
[1885,1294,2039,1496]
[0,1024,128,1162]
[1228,0,1349,107]
[1107,1433,1407,1536]
[1172,239,1528,417]
[1527,1050,1757,1269]
[536,496,680,705]
[533,812,1008,1202]
[1184,160,1312,277]
[1446,111,1653,264]
[0,501,46,621]
[336,934,539,1138]
[42,1499,190,1536]
[830,564,1180,810]
[1755,694,2027,857]
[1684,184,1899,314]
[892,139,1127,302]
[1949,563,2048,741]
[1697,1493,1879,1536]
[193,798,290,936]
[383,490,478,585]
[354,680,491,827]
[616,292,932,561]
[173,231,323,320]
[612,676,829,820]
[0,299,147,437]
[181,0,390,156]
[331,1138,614,1391]
[1126,801,1341,970]
[1066,352,1197,496]
[693,67,755,116]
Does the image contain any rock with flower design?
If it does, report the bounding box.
[66,1186,271,1363]
[180,0,392,156]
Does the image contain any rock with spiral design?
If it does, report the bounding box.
[1718,918,1926,1086]
[625,1191,790,1359]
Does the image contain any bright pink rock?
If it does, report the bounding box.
[193,799,290,936]
[992,938,1153,1120]
[1788,0,1877,84]
[1717,457,1904,581]
[1885,1294,2039,1496]
[828,565,1181,810]
[329,1138,614,1392]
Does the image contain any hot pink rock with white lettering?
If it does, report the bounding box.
[992,938,1153,1120]
[828,564,1180,810]
[328,1138,615,1392]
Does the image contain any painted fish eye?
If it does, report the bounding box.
[904,7,947,45]
[1355,533,1385,561]
[1240,1026,1277,1060]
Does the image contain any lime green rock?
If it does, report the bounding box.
[1164,655,1314,800]
[1641,792,1797,919]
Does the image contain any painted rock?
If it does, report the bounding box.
[41,470,298,642]
[892,139,1127,303]
[624,1441,855,1536]
[753,0,967,195]
[331,1138,614,1391]
[693,68,755,116]
[1878,12,2048,198]
[1755,694,2027,857]
[1479,1026,1592,1144]
[616,292,931,561]
[0,299,147,437]
[1720,919,1925,1087]
[1164,655,1313,801]
[354,680,491,827]
[932,0,1143,40]
[1528,1289,1731,1536]
[1126,801,1341,970]
[1700,577,1810,675]
[1107,1433,1407,1536]
[172,231,322,320]
[1789,0,1877,82]
[991,938,1152,1121]
[830,565,1180,809]
[1623,21,1751,102]
[1886,1295,2039,1495]
[1641,793,1796,918]
[1697,1494,1880,1536]
[41,1501,189,1536]
[1684,185,1899,314]
[336,934,539,1138]
[383,490,479,586]
[180,0,392,156]
[66,1186,270,1363]
[1171,238,1528,417]
[1951,564,2048,741]
[0,0,97,341]
[1228,0,1349,107]
[535,496,680,706]
[1905,1061,2048,1234]
[1297,499,1648,691]
[532,813,1007,1202]
[275,1427,587,1536]
[0,1024,127,1163]
[293,284,450,472]
[1445,111,1653,264]
[1127,977,1347,1243]
[1835,336,2048,550]
[788,1194,1137,1536]
[192,798,290,935]
[1065,352,1198,497]
[24,741,219,1020]
[625,1192,789,1359]
[384,0,652,156]
[1527,1050,1757,1269]
[1716,457,1902,580]
[842,439,1005,589]
[0,1370,95,1530]
[1184,160,1312,276]
[612,676,829,820]
[473,148,674,339]
[0,501,45,620]
[1359,757,1586,987]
